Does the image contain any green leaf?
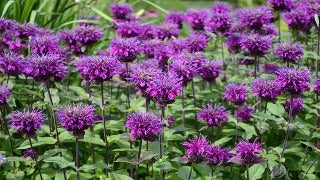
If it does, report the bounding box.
[267,103,285,117]
[18,137,57,149]
[141,0,168,14]
[238,122,257,136]
[81,134,105,146]
[7,156,32,162]
[177,166,196,180]
[110,172,133,180]
[43,156,74,169]
[68,86,89,99]
[1,0,15,18]
[87,5,115,23]
[246,164,266,180]
[213,137,232,146]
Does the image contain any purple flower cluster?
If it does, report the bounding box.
[211,2,232,14]
[229,139,264,164]
[200,60,222,84]
[206,145,232,166]
[240,34,272,57]
[57,104,96,139]
[185,32,210,52]
[268,0,293,11]
[313,78,320,95]
[186,9,209,31]
[146,72,182,107]
[116,21,142,38]
[23,54,67,84]
[224,83,248,105]
[284,98,303,117]
[274,42,303,64]
[126,112,163,141]
[109,3,132,20]
[226,33,243,54]
[165,11,185,29]
[109,37,140,63]
[284,3,313,33]
[262,63,279,74]
[0,53,24,76]
[29,34,65,57]
[9,109,44,137]
[154,23,180,40]
[197,104,229,127]
[236,6,273,30]
[75,55,122,84]
[274,67,311,95]
[140,24,156,39]
[23,149,37,159]
[141,39,163,58]
[252,78,282,101]
[181,135,209,163]
[167,39,187,56]
[0,85,11,106]
[234,105,253,122]
[205,12,232,36]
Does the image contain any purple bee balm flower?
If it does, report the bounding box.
[29,34,66,57]
[154,45,170,71]
[205,12,232,36]
[0,18,20,33]
[252,78,282,101]
[211,2,232,14]
[9,109,44,137]
[236,6,273,30]
[237,58,255,66]
[57,104,96,139]
[154,23,179,40]
[234,105,253,122]
[0,155,7,165]
[274,42,303,64]
[314,78,320,95]
[166,116,175,126]
[262,63,279,74]
[226,33,243,54]
[109,3,132,20]
[186,9,209,31]
[185,32,210,53]
[251,24,278,36]
[126,112,163,141]
[75,55,122,84]
[165,11,185,29]
[240,34,272,57]
[23,54,67,84]
[167,39,187,56]
[197,104,229,127]
[284,98,303,117]
[206,145,233,166]
[274,67,311,95]
[23,149,37,159]
[268,0,293,11]
[0,85,11,106]
[116,21,142,38]
[229,139,264,165]
[146,72,182,107]
[141,39,163,58]
[224,83,248,105]
[140,24,156,39]
[20,23,38,38]
[283,3,313,33]
[0,53,24,76]
[200,60,222,84]
[181,135,210,163]
[109,37,140,63]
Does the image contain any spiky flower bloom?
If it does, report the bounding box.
[181,135,210,163]
[185,32,210,53]
[141,39,163,58]
[23,54,67,84]
[252,78,282,101]
[274,67,311,95]
[116,21,142,38]
[75,55,122,84]
[234,105,253,122]
[206,145,233,166]
[240,34,272,57]
[236,6,273,30]
[9,109,44,137]
[126,112,163,141]
[226,33,243,54]
[154,23,179,40]
[252,24,278,36]
[109,3,132,20]
[284,98,303,117]
[197,104,229,127]
[205,12,232,36]
[200,60,222,83]
[171,54,200,86]
[146,72,182,107]
[0,155,7,165]
[262,63,279,74]
[224,83,248,105]
[0,53,24,76]
[140,24,156,39]
[109,37,140,63]
[283,4,313,33]
[167,39,187,56]
[314,78,320,95]
[57,104,96,139]
[268,0,293,11]
[165,11,185,29]
[23,149,37,159]
[0,85,11,106]
[229,139,264,164]
[211,2,232,14]
[154,45,170,71]
[186,9,209,31]
[167,116,175,126]
[274,42,303,64]
[20,23,37,37]
[29,34,65,57]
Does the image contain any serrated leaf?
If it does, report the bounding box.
[44,156,74,169]
[177,166,196,180]
[246,164,266,180]
[267,103,285,117]
[238,122,257,136]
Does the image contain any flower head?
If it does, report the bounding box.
[262,63,279,74]
[224,83,248,105]
[206,145,233,166]
[0,155,7,165]
[185,32,210,53]
[186,9,209,31]
[116,21,142,38]
[167,39,187,56]
[109,3,132,19]
[23,149,37,159]
[268,0,293,11]
[57,104,96,139]
[9,109,44,137]
[200,60,222,83]
[205,12,232,35]
[140,24,156,39]
[226,33,243,54]
[126,112,163,141]
[197,104,229,127]
[0,53,24,76]
[230,139,264,164]
[211,2,232,14]
[0,85,11,106]
[29,34,65,57]
[274,42,303,64]
[314,78,320,95]
[235,105,253,122]
[165,11,185,29]
[146,72,182,107]
[284,98,303,117]
[181,135,210,163]
[240,34,272,57]
[274,67,310,95]
[141,39,163,58]
[23,54,67,84]
[109,37,140,63]
[236,6,273,30]
[154,23,179,40]
[284,3,313,33]
[252,78,282,101]
[166,116,175,126]
[75,55,122,83]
